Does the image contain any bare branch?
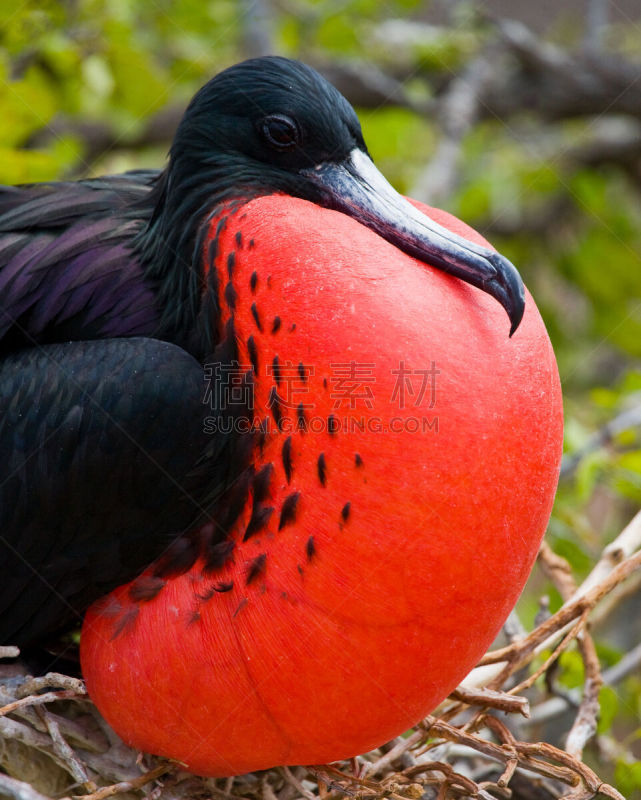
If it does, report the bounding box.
[489,19,641,121]
[502,609,528,644]
[72,763,171,800]
[0,690,86,719]
[449,686,531,717]
[16,674,86,700]
[585,0,609,53]
[603,640,641,685]
[539,544,603,759]
[0,774,53,800]
[539,541,578,599]
[241,0,275,58]
[38,707,95,790]
[362,732,424,778]
[574,510,641,598]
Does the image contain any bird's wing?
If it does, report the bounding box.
[0,336,229,646]
[0,172,161,351]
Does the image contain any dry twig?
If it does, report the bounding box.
[449,686,530,717]
[539,543,604,760]
[0,691,86,719]
[71,763,171,800]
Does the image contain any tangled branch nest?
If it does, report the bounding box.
[2,513,640,800]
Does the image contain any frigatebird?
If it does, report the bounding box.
[0,57,561,775]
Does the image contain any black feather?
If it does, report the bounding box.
[317,453,327,486]
[279,492,300,530]
[251,302,262,331]
[282,436,293,483]
[246,553,267,585]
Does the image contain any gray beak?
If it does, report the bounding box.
[302,149,525,336]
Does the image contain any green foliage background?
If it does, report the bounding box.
[1,0,641,794]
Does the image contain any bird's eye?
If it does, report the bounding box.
[261,115,300,150]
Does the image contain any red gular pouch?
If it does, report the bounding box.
[81,195,563,777]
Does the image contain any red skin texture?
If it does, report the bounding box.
[81,196,563,777]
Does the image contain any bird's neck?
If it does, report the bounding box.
[134,160,267,359]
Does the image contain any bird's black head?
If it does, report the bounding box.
[151,56,525,335]
[171,56,368,187]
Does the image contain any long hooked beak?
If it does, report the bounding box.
[302,149,525,336]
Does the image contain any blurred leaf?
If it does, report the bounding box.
[558,649,584,689]
[0,136,76,183]
[317,15,360,54]
[360,108,435,194]
[575,452,607,502]
[614,760,641,797]
[590,386,619,410]
[0,2,66,55]
[104,20,168,120]
[0,63,57,146]
[548,527,593,574]
[597,685,619,734]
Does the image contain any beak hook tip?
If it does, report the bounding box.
[507,294,526,337]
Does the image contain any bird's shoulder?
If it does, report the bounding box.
[0,171,162,351]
